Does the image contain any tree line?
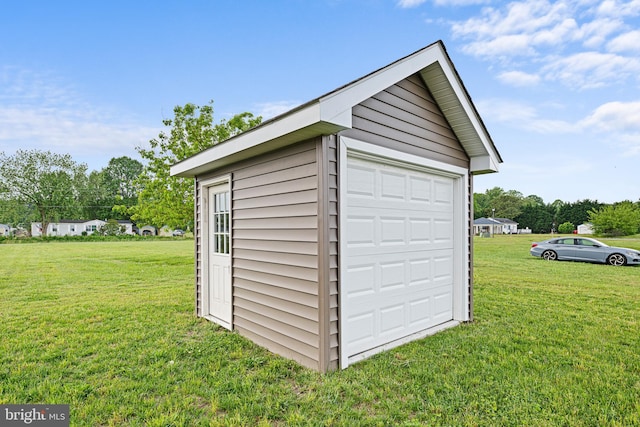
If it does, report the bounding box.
[475,187,640,236]
[0,101,261,236]
[2,100,638,237]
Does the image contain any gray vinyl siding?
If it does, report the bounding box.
[232,138,321,369]
[341,73,470,169]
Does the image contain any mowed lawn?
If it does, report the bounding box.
[1,237,639,426]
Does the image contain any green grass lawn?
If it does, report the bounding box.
[1,237,639,426]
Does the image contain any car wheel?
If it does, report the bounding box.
[607,253,626,266]
[542,250,557,261]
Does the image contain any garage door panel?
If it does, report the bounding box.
[343,153,456,361]
[347,164,376,197]
[380,261,405,290]
[345,251,453,298]
[347,241,454,257]
[380,217,406,245]
[345,284,451,355]
[434,219,454,244]
[345,263,376,297]
[380,170,406,200]
[409,297,431,324]
[433,288,454,323]
[433,255,454,284]
[346,215,376,247]
[409,176,431,202]
[434,178,454,205]
[348,311,376,346]
[379,303,405,334]
[347,196,450,212]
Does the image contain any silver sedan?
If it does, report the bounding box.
[530,237,640,266]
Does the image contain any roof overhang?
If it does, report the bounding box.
[171,40,502,178]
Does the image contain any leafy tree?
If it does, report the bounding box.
[82,156,143,220]
[549,199,565,224]
[103,156,143,200]
[588,201,640,236]
[0,150,87,236]
[557,199,603,228]
[558,222,575,234]
[522,194,545,207]
[514,204,554,233]
[474,187,506,218]
[79,170,113,220]
[96,219,126,236]
[491,192,523,219]
[129,101,261,229]
[474,188,527,219]
[0,196,38,228]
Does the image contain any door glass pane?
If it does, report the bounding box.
[212,190,230,255]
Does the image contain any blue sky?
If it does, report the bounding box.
[1,0,639,204]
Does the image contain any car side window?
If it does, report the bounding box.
[559,238,575,245]
[577,239,596,247]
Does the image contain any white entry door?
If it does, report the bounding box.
[207,183,232,328]
[341,152,456,364]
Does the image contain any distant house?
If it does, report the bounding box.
[0,223,10,236]
[577,223,594,234]
[158,226,173,237]
[30,219,135,236]
[139,225,157,236]
[118,220,135,235]
[473,217,518,235]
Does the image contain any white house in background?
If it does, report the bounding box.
[0,223,10,236]
[117,220,135,235]
[30,219,135,236]
[473,217,519,235]
[577,223,594,234]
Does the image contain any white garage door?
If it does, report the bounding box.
[341,153,456,363]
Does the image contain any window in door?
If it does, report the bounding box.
[212,191,230,255]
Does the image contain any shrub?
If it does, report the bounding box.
[558,222,575,234]
[589,202,640,236]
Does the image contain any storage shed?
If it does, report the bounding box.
[171,40,502,372]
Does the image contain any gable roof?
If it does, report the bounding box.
[171,40,502,178]
[473,217,518,225]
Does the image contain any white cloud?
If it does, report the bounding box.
[596,0,640,18]
[607,29,640,52]
[432,0,489,5]
[576,101,640,157]
[0,66,159,169]
[580,101,640,133]
[477,98,576,133]
[253,100,301,120]
[449,0,640,88]
[497,70,541,86]
[397,0,428,7]
[542,51,640,89]
[451,0,574,50]
[0,105,157,155]
[461,34,535,58]
[577,18,624,48]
